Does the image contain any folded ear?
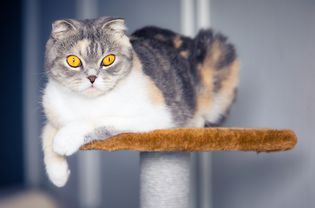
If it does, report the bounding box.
[51,19,79,40]
[101,17,127,34]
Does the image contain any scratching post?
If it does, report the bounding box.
[140,152,191,208]
[81,128,297,207]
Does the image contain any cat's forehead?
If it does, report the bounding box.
[72,38,109,58]
[62,31,119,61]
[53,17,129,59]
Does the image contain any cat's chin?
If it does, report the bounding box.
[80,86,106,97]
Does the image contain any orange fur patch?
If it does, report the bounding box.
[195,41,220,117]
[196,63,214,117]
[144,77,165,105]
[179,50,190,59]
[173,35,183,48]
[211,41,222,64]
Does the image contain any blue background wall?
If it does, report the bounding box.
[0,0,23,189]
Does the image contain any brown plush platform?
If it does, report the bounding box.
[81,128,297,153]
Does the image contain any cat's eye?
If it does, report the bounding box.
[66,55,81,68]
[102,54,116,67]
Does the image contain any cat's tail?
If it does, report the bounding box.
[193,29,240,126]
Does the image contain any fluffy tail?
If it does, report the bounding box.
[193,29,240,126]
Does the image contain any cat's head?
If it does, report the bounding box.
[45,17,133,97]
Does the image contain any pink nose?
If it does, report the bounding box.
[87,75,97,84]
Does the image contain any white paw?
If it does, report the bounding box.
[46,160,70,187]
[53,126,86,156]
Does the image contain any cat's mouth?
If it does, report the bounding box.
[85,85,97,91]
[81,85,103,96]
[81,85,99,93]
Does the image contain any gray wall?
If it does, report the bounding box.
[211,0,315,208]
[98,0,181,33]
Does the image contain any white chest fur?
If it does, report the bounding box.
[43,70,174,132]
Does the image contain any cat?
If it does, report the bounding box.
[42,16,239,187]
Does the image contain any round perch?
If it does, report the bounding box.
[81,128,297,208]
[81,128,297,152]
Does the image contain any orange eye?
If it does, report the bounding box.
[66,55,81,68]
[102,54,115,67]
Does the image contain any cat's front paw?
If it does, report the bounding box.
[53,125,87,156]
[46,159,70,187]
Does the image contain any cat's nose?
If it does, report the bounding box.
[87,75,97,84]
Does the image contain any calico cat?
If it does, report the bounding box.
[42,16,239,187]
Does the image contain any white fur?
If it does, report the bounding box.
[205,91,234,123]
[42,69,174,186]
[43,69,174,130]
[42,123,70,187]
